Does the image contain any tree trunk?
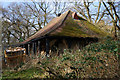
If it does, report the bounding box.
[0,19,2,75]
[0,20,2,56]
[118,24,120,77]
[118,30,120,52]
[118,22,120,58]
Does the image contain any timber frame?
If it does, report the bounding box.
[18,36,98,57]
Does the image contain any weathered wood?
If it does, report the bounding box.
[67,39,72,49]
[46,38,49,57]
[25,44,28,55]
[50,39,56,47]
[62,39,68,49]
[23,45,25,48]
[19,36,98,57]
[30,43,32,56]
[38,41,41,54]
[21,45,23,48]
[36,41,38,56]
[66,39,72,52]
[28,44,30,55]
[33,42,36,55]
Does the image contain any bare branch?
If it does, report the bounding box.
[95,2,101,23]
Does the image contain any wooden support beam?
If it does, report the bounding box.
[28,44,30,55]
[32,42,35,56]
[38,41,41,54]
[30,43,32,56]
[46,38,49,57]
[62,39,68,49]
[50,39,56,47]
[33,42,36,55]
[36,41,38,56]
[21,45,23,48]
[23,45,25,48]
[66,38,72,52]
[25,44,28,55]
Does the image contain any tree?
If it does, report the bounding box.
[102,1,120,38]
[1,2,53,45]
[72,1,120,38]
[53,1,68,16]
[1,1,68,45]
[72,0,107,24]
[0,8,2,57]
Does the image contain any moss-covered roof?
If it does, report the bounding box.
[49,11,109,38]
[21,10,109,44]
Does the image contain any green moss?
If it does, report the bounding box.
[52,15,109,38]
[76,19,109,37]
[83,21,108,36]
[2,67,44,79]
[53,17,89,37]
[77,15,109,37]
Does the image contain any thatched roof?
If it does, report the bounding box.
[21,10,109,44]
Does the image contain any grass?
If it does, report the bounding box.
[2,67,44,79]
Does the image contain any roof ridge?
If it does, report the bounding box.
[20,10,71,44]
[44,10,71,36]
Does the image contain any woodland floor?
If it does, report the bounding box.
[2,36,120,79]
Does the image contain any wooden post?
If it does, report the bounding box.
[38,41,41,55]
[62,39,68,49]
[33,42,36,55]
[46,38,49,57]
[25,44,28,55]
[21,45,23,48]
[30,43,32,57]
[23,45,25,48]
[36,41,38,56]
[28,44,30,55]
[33,42,37,55]
[66,38,72,52]
[66,38,71,49]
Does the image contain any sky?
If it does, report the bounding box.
[0,2,10,8]
[1,1,119,26]
[1,0,120,8]
[0,0,120,3]
[0,0,120,2]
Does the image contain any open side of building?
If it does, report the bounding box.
[16,10,108,57]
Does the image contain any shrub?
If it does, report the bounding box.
[2,37,119,79]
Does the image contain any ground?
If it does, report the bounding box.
[2,36,120,79]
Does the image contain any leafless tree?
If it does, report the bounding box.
[1,2,68,45]
[102,1,120,38]
[72,0,107,24]
[72,1,120,38]
[53,1,68,16]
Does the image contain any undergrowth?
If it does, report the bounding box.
[2,37,120,79]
